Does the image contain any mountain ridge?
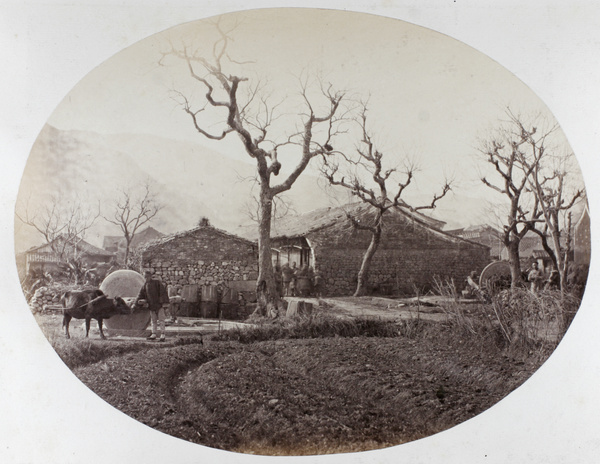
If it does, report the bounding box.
[15,125,490,252]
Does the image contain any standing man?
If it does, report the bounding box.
[527,262,543,294]
[274,264,283,297]
[136,271,170,341]
[281,263,293,297]
[289,261,298,297]
[167,285,183,324]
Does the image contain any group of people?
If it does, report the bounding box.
[464,261,561,300]
[275,262,322,297]
[526,262,559,293]
[136,263,324,341]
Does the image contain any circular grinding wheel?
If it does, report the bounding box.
[101,270,150,336]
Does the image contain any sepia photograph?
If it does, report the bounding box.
[2,2,599,463]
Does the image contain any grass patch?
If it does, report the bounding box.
[48,335,148,369]
[211,313,406,343]
[47,331,205,370]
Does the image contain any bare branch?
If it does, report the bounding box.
[103,180,162,266]
[16,194,100,263]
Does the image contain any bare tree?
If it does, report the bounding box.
[509,115,584,292]
[321,105,451,296]
[103,180,162,268]
[15,194,100,280]
[162,20,347,316]
[479,123,542,287]
[478,110,584,289]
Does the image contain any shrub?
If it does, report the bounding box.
[211,313,401,343]
[433,277,581,358]
[490,288,580,354]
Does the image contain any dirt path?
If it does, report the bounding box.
[39,296,454,341]
[300,296,453,322]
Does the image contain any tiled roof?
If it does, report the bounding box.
[26,235,115,257]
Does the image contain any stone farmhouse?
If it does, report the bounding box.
[574,204,591,266]
[446,224,504,260]
[139,223,259,317]
[140,223,258,289]
[449,204,592,274]
[246,202,491,296]
[448,225,558,272]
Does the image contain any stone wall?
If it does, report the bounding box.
[307,213,491,296]
[28,286,62,313]
[315,244,490,296]
[141,225,258,291]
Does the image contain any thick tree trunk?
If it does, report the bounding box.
[506,239,523,288]
[354,226,381,297]
[254,185,281,317]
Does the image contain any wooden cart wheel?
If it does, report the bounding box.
[479,261,512,294]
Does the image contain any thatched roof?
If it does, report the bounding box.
[238,202,447,241]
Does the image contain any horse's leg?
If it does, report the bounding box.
[85,318,91,338]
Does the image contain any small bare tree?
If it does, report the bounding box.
[15,194,100,281]
[321,105,451,296]
[161,20,348,316]
[103,180,162,268]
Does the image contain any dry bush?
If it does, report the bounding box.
[433,277,581,358]
[432,277,498,340]
[489,288,580,356]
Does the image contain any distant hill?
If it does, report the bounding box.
[14,125,348,251]
[15,125,503,253]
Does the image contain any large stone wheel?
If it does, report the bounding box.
[100,270,150,337]
[479,261,512,294]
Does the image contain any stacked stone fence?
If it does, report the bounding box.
[28,286,62,313]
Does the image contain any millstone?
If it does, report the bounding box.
[100,269,150,336]
[100,269,145,298]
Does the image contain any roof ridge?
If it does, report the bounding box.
[144,224,255,249]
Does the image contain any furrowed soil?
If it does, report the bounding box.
[64,321,547,456]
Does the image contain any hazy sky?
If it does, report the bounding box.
[45,8,569,201]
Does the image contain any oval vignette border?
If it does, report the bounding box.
[2,3,595,464]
